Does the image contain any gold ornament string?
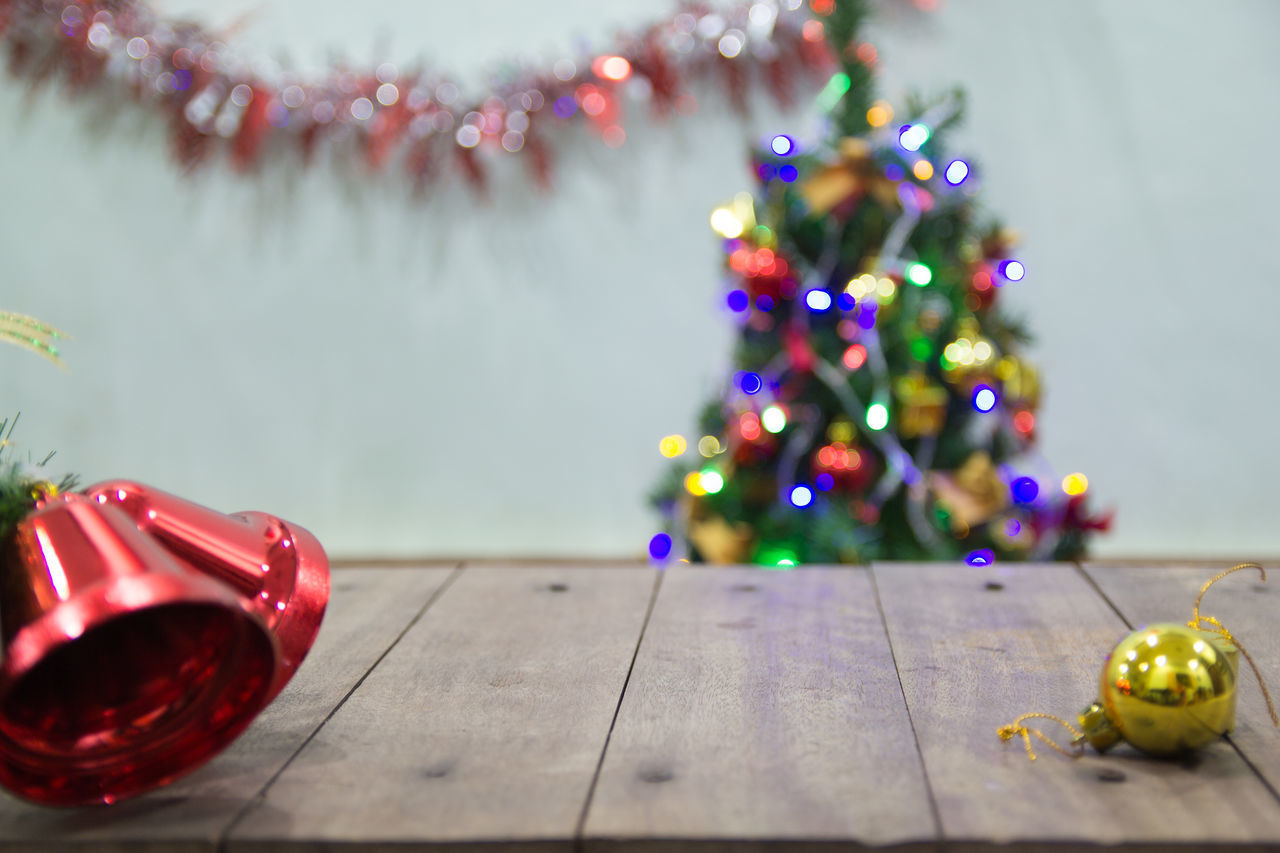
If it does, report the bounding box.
[1187,562,1280,728]
[996,713,1084,762]
[0,312,67,369]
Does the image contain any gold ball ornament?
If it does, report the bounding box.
[1079,623,1239,757]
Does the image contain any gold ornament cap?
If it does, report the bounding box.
[1077,701,1122,753]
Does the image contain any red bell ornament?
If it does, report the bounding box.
[84,480,329,700]
[0,493,278,805]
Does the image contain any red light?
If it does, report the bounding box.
[847,450,863,470]
[972,270,993,292]
[755,248,774,266]
[817,446,836,467]
[593,55,632,81]
[855,43,877,64]
[581,92,607,116]
[802,20,825,42]
[740,412,761,441]
[809,0,835,15]
[842,344,867,370]
[1014,411,1035,434]
[773,258,789,275]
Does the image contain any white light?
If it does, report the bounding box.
[126,37,149,59]
[974,388,997,412]
[770,134,794,156]
[281,85,305,109]
[230,84,253,107]
[455,125,482,148]
[376,83,400,106]
[899,124,930,152]
[350,97,374,121]
[805,289,833,312]
[790,485,813,507]
[866,403,889,431]
[1002,260,1026,281]
[761,406,787,434]
[718,31,744,58]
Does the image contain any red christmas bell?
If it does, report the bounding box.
[83,480,329,701]
[0,493,278,805]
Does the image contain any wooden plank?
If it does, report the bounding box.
[0,565,456,852]
[874,562,1280,849]
[1083,562,1280,804]
[226,564,657,851]
[583,565,935,851]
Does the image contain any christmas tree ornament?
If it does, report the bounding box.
[799,137,900,214]
[928,452,1009,530]
[0,493,278,805]
[685,497,753,564]
[995,357,1041,410]
[0,311,67,369]
[894,373,948,438]
[999,564,1278,763]
[84,480,330,700]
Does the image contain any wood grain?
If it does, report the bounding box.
[873,562,1280,848]
[0,565,456,851]
[226,565,657,851]
[1082,562,1280,803]
[583,565,934,851]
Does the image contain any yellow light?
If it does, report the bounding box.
[710,207,743,238]
[912,160,934,181]
[659,434,688,458]
[699,469,725,494]
[697,435,722,457]
[866,100,893,128]
[1154,655,1167,667]
[1063,473,1089,496]
[972,341,993,364]
[684,471,707,497]
[876,277,896,301]
[761,405,787,434]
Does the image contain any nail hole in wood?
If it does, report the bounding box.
[637,767,674,784]
[731,583,759,593]
[1096,768,1125,783]
[547,583,569,593]
[985,581,1004,591]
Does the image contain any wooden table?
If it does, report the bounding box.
[4,562,1280,851]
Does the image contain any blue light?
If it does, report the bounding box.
[857,303,877,330]
[757,163,776,181]
[883,163,905,182]
[756,295,774,312]
[778,164,799,183]
[944,159,969,185]
[1011,476,1039,504]
[553,96,577,118]
[805,289,833,312]
[727,290,749,312]
[770,134,796,156]
[972,385,997,412]
[836,292,857,311]
[790,485,814,507]
[815,472,835,491]
[172,70,192,91]
[739,372,763,394]
[648,533,672,560]
[965,549,995,567]
[1000,260,1026,281]
[1004,518,1021,536]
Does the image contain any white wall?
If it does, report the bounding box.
[3,1,1278,560]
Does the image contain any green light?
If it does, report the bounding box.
[756,547,799,569]
[816,72,851,112]
[761,405,787,434]
[699,469,725,494]
[866,403,889,431]
[753,225,773,244]
[910,338,932,361]
[906,263,933,286]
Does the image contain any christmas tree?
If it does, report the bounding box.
[651,0,1108,566]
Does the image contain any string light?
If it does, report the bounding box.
[684,471,706,496]
[842,344,867,370]
[905,263,932,286]
[659,434,688,457]
[770,134,796,156]
[815,472,835,491]
[698,435,722,457]
[898,123,930,152]
[648,533,673,560]
[761,405,787,433]
[912,160,934,181]
[1063,473,1090,496]
[790,485,813,507]
[972,385,997,412]
[727,290,749,312]
[700,469,725,494]
[592,55,632,81]
[740,411,762,440]
[866,100,893,127]
[866,402,889,431]
[805,289,833,312]
[944,159,969,185]
[1013,411,1035,434]
[1011,476,1039,504]
[966,549,995,567]
[739,372,763,394]
[710,207,743,238]
[1000,260,1026,281]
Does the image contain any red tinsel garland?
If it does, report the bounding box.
[0,0,836,190]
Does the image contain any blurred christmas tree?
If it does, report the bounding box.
[651,0,1108,566]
